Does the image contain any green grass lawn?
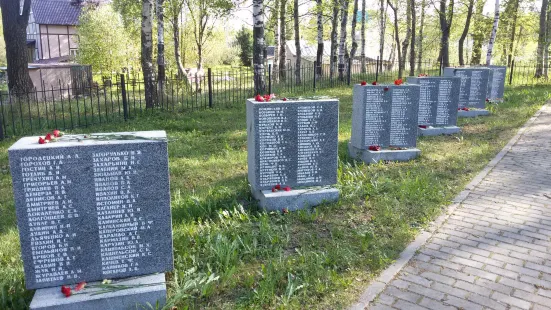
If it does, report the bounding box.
[0,85,549,309]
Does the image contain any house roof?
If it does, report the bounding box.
[32,0,83,25]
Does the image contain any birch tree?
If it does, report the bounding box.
[535,0,548,77]
[388,0,402,77]
[360,0,366,73]
[438,0,454,68]
[350,0,359,63]
[253,0,266,93]
[316,0,324,78]
[417,0,425,70]
[379,0,387,73]
[470,0,487,64]
[274,0,280,80]
[167,0,186,77]
[486,0,500,65]
[279,0,287,80]
[400,0,412,77]
[458,0,474,66]
[330,0,339,79]
[408,0,416,76]
[157,0,166,87]
[142,0,156,108]
[338,0,349,80]
[293,0,302,84]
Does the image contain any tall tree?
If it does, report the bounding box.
[274,0,280,80]
[142,0,156,108]
[438,0,454,68]
[253,0,266,93]
[167,0,186,77]
[157,0,166,87]
[507,0,519,65]
[470,0,486,64]
[408,0,416,76]
[316,0,324,78]
[293,0,302,84]
[535,0,548,77]
[279,0,287,80]
[379,0,387,73]
[400,0,412,77]
[417,0,425,70]
[360,0,366,73]
[338,0,350,80]
[350,0,359,62]
[388,0,402,77]
[458,0,474,66]
[0,0,33,93]
[330,0,339,79]
[486,0,500,65]
[235,26,252,66]
[544,5,551,75]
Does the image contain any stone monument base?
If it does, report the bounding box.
[348,143,421,163]
[418,126,461,136]
[30,273,166,310]
[252,187,339,212]
[458,109,490,118]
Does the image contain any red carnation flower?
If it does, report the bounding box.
[275,184,281,190]
[419,125,427,129]
[45,133,52,141]
[394,79,403,85]
[486,98,489,102]
[282,98,287,101]
[38,137,46,144]
[75,282,86,292]
[272,187,277,192]
[263,94,271,102]
[384,87,389,91]
[368,145,381,151]
[372,81,377,85]
[255,94,264,102]
[360,81,367,86]
[61,285,72,298]
[53,129,62,137]
[283,186,291,192]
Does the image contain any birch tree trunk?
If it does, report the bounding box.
[293,0,301,84]
[142,0,156,108]
[157,0,166,90]
[417,0,425,71]
[338,0,349,81]
[439,0,454,68]
[330,0,339,80]
[172,15,186,78]
[360,0,366,73]
[316,0,324,78]
[459,0,474,66]
[350,0,359,62]
[379,0,387,74]
[253,0,266,94]
[544,8,551,76]
[279,0,287,81]
[274,0,280,81]
[0,0,34,93]
[400,0,411,77]
[409,0,416,76]
[536,0,548,77]
[485,0,500,65]
[388,0,401,77]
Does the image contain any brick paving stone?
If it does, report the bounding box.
[366,106,551,310]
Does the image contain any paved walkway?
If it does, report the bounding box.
[359,104,551,310]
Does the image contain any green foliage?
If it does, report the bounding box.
[0,14,5,67]
[76,5,139,73]
[235,26,252,66]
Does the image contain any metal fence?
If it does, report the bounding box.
[1,58,549,140]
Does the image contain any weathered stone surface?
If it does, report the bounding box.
[246,98,339,192]
[252,187,340,212]
[30,273,166,310]
[407,76,460,127]
[348,143,421,163]
[487,66,507,101]
[443,67,490,109]
[350,84,420,149]
[8,131,173,289]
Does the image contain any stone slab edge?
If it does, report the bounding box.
[348,102,550,310]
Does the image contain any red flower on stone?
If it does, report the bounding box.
[275,184,281,190]
[255,94,264,102]
[486,98,489,102]
[419,125,427,129]
[272,187,277,192]
[384,87,389,92]
[45,133,52,141]
[75,282,86,292]
[282,208,289,214]
[263,94,271,102]
[368,145,381,151]
[53,129,62,137]
[394,79,403,85]
[283,186,291,192]
[38,137,46,144]
[372,81,378,85]
[282,98,287,101]
[61,285,72,298]
[360,81,367,86]
[462,107,470,111]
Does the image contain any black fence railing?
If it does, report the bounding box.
[1,58,550,140]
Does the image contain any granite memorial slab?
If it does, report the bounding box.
[8,131,174,291]
[349,83,421,163]
[443,67,491,117]
[246,98,339,211]
[487,65,507,102]
[407,76,461,136]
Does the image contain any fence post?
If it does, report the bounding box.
[509,59,515,85]
[268,64,272,95]
[120,74,128,121]
[375,56,380,82]
[207,68,213,108]
[347,58,352,85]
[313,61,317,91]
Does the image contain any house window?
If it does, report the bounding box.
[27,46,35,63]
[70,49,78,57]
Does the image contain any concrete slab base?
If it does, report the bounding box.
[30,273,166,310]
[458,109,490,118]
[418,126,461,136]
[348,143,421,163]
[252,187,339,212]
